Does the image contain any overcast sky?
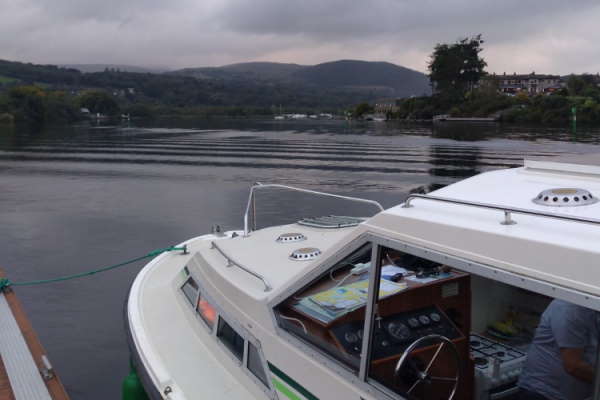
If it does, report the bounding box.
[1,0,599,74]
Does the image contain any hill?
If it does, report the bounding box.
[61,64,168,74]
[175,62,305,81]
[172,60,431,97]
[291,60,430,97]
[0,58,430,114]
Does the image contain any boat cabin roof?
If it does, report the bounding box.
[199,223,356,298]
[366,158,600,303]
[199,156,600,309]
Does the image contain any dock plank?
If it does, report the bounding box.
[0,357,16,400]
[0,270,69,400]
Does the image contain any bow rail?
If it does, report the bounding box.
[243,183,384,236]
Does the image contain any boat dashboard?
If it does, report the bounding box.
[275,244,473,399]
[331,304,461,360]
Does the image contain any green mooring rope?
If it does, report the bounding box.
[0,245,187,291]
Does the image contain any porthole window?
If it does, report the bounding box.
[196,296,217,329]
[217,317,244,361]
[181,277,199,305]
[247,342,269,386]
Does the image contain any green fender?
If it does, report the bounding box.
[122,361,149,400]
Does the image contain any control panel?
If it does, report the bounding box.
[331,306,460,360]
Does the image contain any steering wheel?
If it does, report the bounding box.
[393,334,460,400]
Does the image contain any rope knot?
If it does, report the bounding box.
[147,246,187,258]
[0,278,12,291]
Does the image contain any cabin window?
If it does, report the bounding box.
[181,277,199,305]
[247,342,269,386]
[274,242,375,373]
[217,317,245,361]
[196,295,217,329]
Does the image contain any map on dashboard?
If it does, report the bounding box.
[293,279,407,324]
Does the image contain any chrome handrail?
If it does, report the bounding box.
[403,193,600,226]
[243,183,385,236]
[210,241,272,292]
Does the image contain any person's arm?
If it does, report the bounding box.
[560,347,595,383]
[550,302,597,383]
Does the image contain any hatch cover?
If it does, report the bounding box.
[297,215,365,229]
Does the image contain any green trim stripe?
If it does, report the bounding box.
[268,362,319,400]
[272,378,302,400]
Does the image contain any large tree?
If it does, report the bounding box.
[78,90,120,115]
[7,85,47,123]
[428,35,487,100]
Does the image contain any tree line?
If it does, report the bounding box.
[386,35,600,124]
[0,59,397,124]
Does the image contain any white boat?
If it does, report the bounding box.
[126,156,600,400]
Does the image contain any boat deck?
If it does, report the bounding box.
[0,271,69,400]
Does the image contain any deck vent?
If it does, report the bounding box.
[532,188,598,207]
[276,233,306,243]
[297,215,365,228]
[290,247,322,261]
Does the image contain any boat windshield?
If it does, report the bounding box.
[274,242,475,398]
[272,238,599,400]
[275,242,373,373]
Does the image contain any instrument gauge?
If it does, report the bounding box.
[387,322,411,341]
[344,331,359,344]
[419,315,431,325]
[408,317,420,328]
[430,313,441,323]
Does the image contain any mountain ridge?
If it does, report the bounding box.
[61,64,169,74]
[0,58,431,110]
[171,59,431,97]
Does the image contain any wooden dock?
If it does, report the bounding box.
[433,114,498,123]
[0,271,69,400]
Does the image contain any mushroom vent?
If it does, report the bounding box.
[276,233,307,243]
[290,247,322,261]
[532,188,598,207]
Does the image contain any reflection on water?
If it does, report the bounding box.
[427,144,482,178]
[1,119,600,399]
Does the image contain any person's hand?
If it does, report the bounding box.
[560,348,594,383]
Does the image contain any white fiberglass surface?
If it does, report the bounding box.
[130,245,263,400]
[366,168,600,298]
[205,223,356,297]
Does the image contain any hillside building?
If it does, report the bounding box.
[494,72,563,95]
[374,99,399,114]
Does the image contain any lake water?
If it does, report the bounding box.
[1,118,599,399]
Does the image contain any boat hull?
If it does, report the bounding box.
[124,284,163,400]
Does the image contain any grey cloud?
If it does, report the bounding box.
[0,0,599,74]
[217,0,596,39]
[35,0,186,22]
